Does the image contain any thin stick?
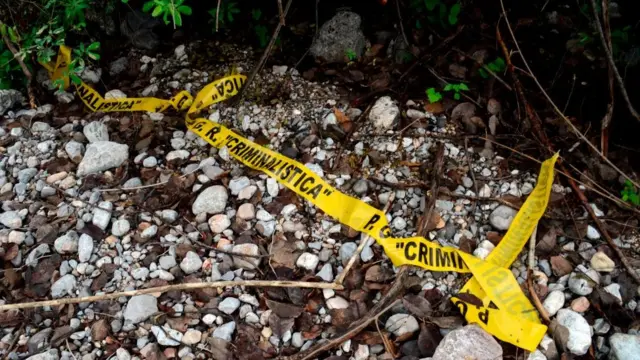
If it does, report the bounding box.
[526,225,551,323]
[598,0,614,157]
[590,0,640,123]
[395,0,410,48]
[215,0,221,32]
[0,280,342,311]
[234,0,294,103]
[498,0,640,190]
[277,0,285,25]
[417,142,445,236]
[335,193,395,285]
[98,166,209,192]
[464,136,479,213]
[1,31,35,109]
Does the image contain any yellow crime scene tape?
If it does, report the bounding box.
[42,46,559,352]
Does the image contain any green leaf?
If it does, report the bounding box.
[143,1,155,12]
[88,52,100,60]
[478,68,488,78]
[458,83,469,91]
[454,92,461,100]
[7,27,18,43]
[152,5,164,17]
[121,0,128,3]
[178,5,192,15]
[70,73,82,84]
[175,13,183,27]
[444,84,453,91]
[424,0,439,11]
[448,3,461,25]
[87,42,100,51]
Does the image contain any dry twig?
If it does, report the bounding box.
[417,142,445,236]
[234,0,294,103]
[526,226,551,323]
[0,280,342,311]
[395,0,410,48]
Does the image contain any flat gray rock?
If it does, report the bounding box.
[123,295,158,324]
[192,185,228,215]
[77,141,129,176]
[610,333,640,360]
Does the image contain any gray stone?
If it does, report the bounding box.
[609,333,640,360]
[18,168,38,183]
[77,141,129,176]
[123,177,142,188]
[339,242,357,264]
[26,244,50,266]
[556,309,592,355]
[212,321,236,342]
[0,211,22,229]
[124,295,158,324]
[232,244,261,270]
[51,274,76,298]
[192,185,228,215]
[310,11,366,63]
[27,328,52,354]
[166,150,189,161]
[54,231,79,254]
[203,165,225,180]
[316,263,334,282]
[83,122,109,143]
[92,208,112,231]
[431,324,502,360]
[132,267,150,280]
[385,314,419,337]
[65,140,84,162]
[489,205,518,230]
[369,96,399,133]
[111,219,130,236]
[568,272,594,296]
[151,325,181,346]
[352,179,369,195]
[78,234,94,262]
[159,255,177,270]
[0,89,25,115]
[542,290,565,317]
[296,252,320,270]
[105,89,127,99]
[218,297,241,314]
[25,350,59,360]
[180,251,203,274]
[229,176,251,195]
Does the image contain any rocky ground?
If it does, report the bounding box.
[1,31,640,360]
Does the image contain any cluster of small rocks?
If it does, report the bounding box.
[2,17,640,360]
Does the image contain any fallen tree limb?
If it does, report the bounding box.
[0,280,342,311]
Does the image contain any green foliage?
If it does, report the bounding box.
[250,8,269,48]
[0,0,102,91]
[345,49,357,62]
[410,0,461,28]
[143,0,192,28]
[209,0,240,29]
[621,180,640,206]
[426,87,442,103]
[478,57,506,78]
[443,82,469,100]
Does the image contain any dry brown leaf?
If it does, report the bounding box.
[265,299,303,318]
[3,244,19,261]
[402,294,432,318]
[430,316,464,329]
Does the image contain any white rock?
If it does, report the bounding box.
[591,251,615,272]
[202,314,216,325]
[175,44,186,59]
[237,203,256,220]
[489,205,517,230]
[208,214,231,233]
[296,252,320,270]
[83,121,109,143]
[568,272,594,296]
[316,263,334,282]
[166,150,190,161]
[232,244,261,270]
[266,178,279,197]
[54,231,79,254]
[0,211,22,229]
[92,208,112,231]
[105,89,127,99]
[77,141,129,176]
[181,329,202,345]
[326,297,349,309]
[180,251,203,274]
[192,185,228,215]
[609,333,640,360]
[556,309,592,355]
[51,274,76,298]
[586,225,600,240]
[604,283,623,304]
[354,344,369,360]
[77,234,94,262]
[542,290,565,316]
[111,219,131,236]
[369,96,399,133]
[159,255,177,270]
[385,314,419,337]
